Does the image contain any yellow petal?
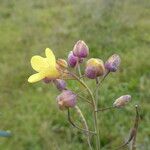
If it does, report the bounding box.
[31,56,49,72]
[44,67,60,79]
[45,48,56,67]
[28,72,45,83]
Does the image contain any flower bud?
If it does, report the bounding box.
[113,95,131,108]
[73,40,89,58]
[105,54,121,72]
[56,59,68,69]
[68,51,78,67]
[85,58,105,79]
[53,79,66,91]
[57,90,77,110]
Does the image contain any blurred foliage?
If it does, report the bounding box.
[0,0,149,149]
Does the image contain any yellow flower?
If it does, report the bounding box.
[28,48,60,83]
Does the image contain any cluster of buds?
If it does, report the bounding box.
[28,40,129,112]
[68,40,89,67]
[57,41,122,110]
[28,40,136,150]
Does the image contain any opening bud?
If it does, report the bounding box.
[53,79,66,91]
[57,59,68,69]
[85,58,105,79]
[68,51,78,67]
[113,95,131,108]
[57,90,77,110]
[105,54,121,72]
[73,40,89,58]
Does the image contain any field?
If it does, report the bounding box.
[0,0,149,149]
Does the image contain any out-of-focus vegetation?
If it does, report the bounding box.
[0,0,149,149]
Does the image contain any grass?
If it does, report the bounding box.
[0,0,149,149]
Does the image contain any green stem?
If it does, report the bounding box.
[115,105,140,150]
[95,79,101,150]
[72,73,100,150]
[67,108,96,135]
[131,105,140,150]
[94,71,110,95]
[96,106,114,112]
[75,106,93,150]
[77,95,93,106]
[77,63,82,78]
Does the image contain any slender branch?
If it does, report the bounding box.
[77,63,82,79]
[95,77,99,84]
[131,105,140,150]
[70,73,95,105]
[74,106,93,150]
[65,87,92,105]
[79,75,85,79]
[76,88,89,96]
[115,105,140,150]
[67,108,96,135]
[77,95,93,106]
[94,71,110,95]
[95,78,101,150]
[114,128,136,150]
[70,73,100,150]
[63,70,100,150]
[95,106,114,112]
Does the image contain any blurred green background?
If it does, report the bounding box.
[0,0,149,149]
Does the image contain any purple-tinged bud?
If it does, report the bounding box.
[85,66,97,79]
[57,90,77,110]
[85,58,105,79]
[105,54,121,72]
[73,40,89,58]
[68,51,78,67]
[53,79,66,91]
[113,95,131,108]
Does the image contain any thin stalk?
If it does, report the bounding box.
[66,87,92,105]
[67,108,96,135]
[71,73,100,150]
[77,95,93,106]
[94,71,110,95]
[95,106,114,112]
[95,78,101,150]
[114,128,136,150]
[115,105,140,150]
[74,106,93,150]
[62,70,100,150]
[131,105,140,150]
[77,63,82,78]
[76,88,89,95]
